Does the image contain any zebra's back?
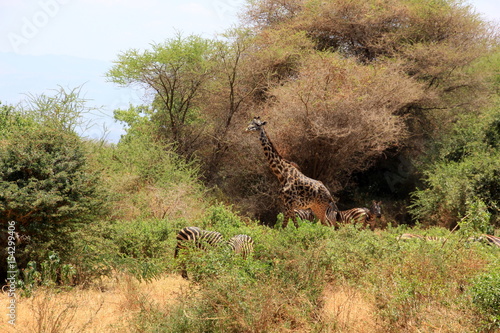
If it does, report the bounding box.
[174,226,223,258]
[295,206,372,229]
[479,234,500,248]
[338,208,370,226]
[294,209,316,222]
[398,233,447,242]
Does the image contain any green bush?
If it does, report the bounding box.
[410,107,500,227]
[110,218,171,259]
[0,101,36,138]
[104,218,174,281]
[471,267,500,328]
[0,126,110,284]
[0,128,109,233]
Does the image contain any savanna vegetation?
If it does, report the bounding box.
[1,0,500,332]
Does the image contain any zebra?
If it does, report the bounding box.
[295,200,382,230]
[478,234,500,247]
[174,227,254,278]
[174,226,224,259]
[174,226,224,278]
[398,233,500,248]
[228,234,254,259]
[398,233,448,242]
[462,234,500,248]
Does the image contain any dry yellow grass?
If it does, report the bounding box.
[321,284,479,333]
[0,274,189,333]
[322,284,379,333]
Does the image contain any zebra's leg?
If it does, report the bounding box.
[368,218,376,231]
[175,249,189,279]
[311,203,335,227]
[180,267,188,279]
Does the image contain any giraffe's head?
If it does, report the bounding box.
[371,200,382,218]
[245,116,267,132]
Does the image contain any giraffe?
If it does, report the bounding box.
[246,116,339,228]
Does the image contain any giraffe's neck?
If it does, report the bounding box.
[258,128,289,184]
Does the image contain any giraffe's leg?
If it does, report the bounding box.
[283,209,298,229]
[289,209,299,228]
[280,191,294,228]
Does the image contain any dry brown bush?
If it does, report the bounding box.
[266,53,426,188]
[243,0,496,138]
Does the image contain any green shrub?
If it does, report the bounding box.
[202,203,245,230]
[0,127,110,283]
[110,133,201,187]
[0,101,36,138]
[106,218,174,281]
[0,128,109,233]
[110,218,171,258]
[471,267,500,328]
[18,251,77,296]
[410,108,500,227]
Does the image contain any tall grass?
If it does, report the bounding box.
[129,206,498,332]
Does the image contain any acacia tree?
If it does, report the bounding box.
[0,92,109,282]
[266,53,424,188]
[202,28,274,177]
[239,0,496,184]
[106,34,217,158]
[0,88,109,236]
[213,0,498,222]
[245,0,495,123]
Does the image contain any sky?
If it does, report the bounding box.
[1,0,244,60]
[0,0,499,142]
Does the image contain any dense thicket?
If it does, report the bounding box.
[242,0,495,182]
[0,128,106,230]
[108,0,497,223]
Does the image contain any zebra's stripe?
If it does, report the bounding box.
[174,226,224,258]
[228,234,254,259]
[338,208,370,226]
[295,201,381,230]
[399,233,500,248]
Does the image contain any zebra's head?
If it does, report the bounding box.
[246,116,267,132]
[371,200,382,218]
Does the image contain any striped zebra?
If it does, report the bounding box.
[174,226,224,258]
[174,227,255,278]
[174,226,224,279]
[228,234,254,259]
[398,233,448,242]
[295,200,382,230]
[398,233,500,248]
[478,234,500,247]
